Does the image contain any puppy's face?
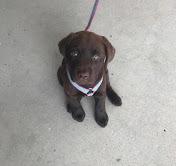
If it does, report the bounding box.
[59,31,115,86]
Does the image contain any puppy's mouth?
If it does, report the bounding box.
[73,74,94,86]
[75,78,93,87]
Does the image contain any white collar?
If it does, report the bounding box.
[66,68,103,96]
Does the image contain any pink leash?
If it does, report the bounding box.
[85,0,100,31]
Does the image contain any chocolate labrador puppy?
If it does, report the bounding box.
[58,31,122,127]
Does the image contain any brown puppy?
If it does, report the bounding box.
[58,31,122,127]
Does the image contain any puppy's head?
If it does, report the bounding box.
[59,31,115,86]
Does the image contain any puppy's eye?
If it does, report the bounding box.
[70,50,79,57]
[92,54,99,61]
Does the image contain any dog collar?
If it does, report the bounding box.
[66,68,103,96]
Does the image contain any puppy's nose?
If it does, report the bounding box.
[78,72,89,80]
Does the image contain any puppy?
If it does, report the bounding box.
[58,31,122,127]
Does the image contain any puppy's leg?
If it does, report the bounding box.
[57,67,63,86]
[106,70,122,106]
[94,95,108,127]
[66,95,85,122]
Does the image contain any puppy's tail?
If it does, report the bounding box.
[106,86,122,106]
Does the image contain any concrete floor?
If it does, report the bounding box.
[0,0,176,165]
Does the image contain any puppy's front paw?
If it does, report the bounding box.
[67,104,85,122]
[95,111,109,127]
[72,110,85,122]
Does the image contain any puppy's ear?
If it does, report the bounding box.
[102,36,115,63]
[58,33,75,56]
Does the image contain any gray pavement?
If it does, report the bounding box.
[0,0,176,165]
